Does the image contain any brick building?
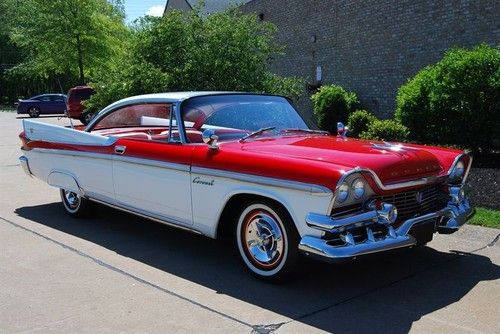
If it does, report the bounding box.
[240,0,499,117]
[164,0,251,14]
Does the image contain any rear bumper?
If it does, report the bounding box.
[19,156,32,177]
[299,187,473,262]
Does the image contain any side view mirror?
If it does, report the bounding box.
[202,129,219,149]
[337,122,348,138]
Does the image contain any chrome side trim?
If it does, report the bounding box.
[31,148,190,173]
[32,148,110,160]
[191,166,332,195]
[89,197,203,235]
[113,154,190,172]
[31,147,328,192]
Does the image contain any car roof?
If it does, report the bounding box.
[117,91,243,103]
[101,91,281,111]
[92,92,284,125]
[31,93,66,99]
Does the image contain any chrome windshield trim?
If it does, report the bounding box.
[31,148,190,172]
[191,166,332,195]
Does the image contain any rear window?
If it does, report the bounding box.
[69,89,94,101]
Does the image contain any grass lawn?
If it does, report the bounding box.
[469,207,500,229]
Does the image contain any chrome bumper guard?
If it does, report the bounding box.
[299,186,474,262]
[19,156,32,177]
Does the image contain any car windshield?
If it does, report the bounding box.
[181,95,310,142]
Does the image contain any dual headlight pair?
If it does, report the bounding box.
[336,177,367,203]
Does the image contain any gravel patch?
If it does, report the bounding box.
[465,168,500,210]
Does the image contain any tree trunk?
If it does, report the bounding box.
[76,34,85,84]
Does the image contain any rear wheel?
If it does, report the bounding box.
[236,201,299,282]
[28,107,40,118]
[60,189,91,217]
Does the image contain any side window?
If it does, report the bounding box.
[51,95,65,102]
[38,96,51,102]
[93,103,176,142]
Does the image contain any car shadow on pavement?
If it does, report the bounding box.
[15,203,500,333]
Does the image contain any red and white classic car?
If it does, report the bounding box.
[19,92,473,281]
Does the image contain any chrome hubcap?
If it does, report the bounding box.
[64,190,80,209]
[244,211,284,268]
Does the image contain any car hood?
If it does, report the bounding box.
[237,135,444,183]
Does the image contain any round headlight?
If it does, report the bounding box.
[453,160,465,178]
[352,178,365,199]
[337,183,349,203]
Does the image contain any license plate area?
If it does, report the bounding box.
[408,219,437,245]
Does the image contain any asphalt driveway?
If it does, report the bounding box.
[1,112,499,333]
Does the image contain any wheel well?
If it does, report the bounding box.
[216,193,294,240]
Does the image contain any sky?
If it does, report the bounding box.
[124,0,166,23]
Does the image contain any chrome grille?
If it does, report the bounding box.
[376,186,442,221]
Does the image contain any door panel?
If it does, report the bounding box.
[112,139,194,226]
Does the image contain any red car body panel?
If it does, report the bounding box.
[21,127,464,194]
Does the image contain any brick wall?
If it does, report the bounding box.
[241,0,499,118]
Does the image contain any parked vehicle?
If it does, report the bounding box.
[18,92,474,281]
[66,86,95,125]
[16,94,67,117]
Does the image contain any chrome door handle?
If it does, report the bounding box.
[115,145,126,154]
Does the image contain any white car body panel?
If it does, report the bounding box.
[191,168,331,238]
[24,149,115,204]
[113,158,193,227]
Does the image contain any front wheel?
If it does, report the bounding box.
[60,189,91,217]
[236,201,299,282]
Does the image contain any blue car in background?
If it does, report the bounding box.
[16,94,67,118]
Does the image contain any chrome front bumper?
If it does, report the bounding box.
[299,187,474,262]
[19,156,32,177]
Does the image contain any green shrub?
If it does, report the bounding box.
[347,109,377,137]
[360,119,409,142]
[395,44,500,153]
[311,85,359,133]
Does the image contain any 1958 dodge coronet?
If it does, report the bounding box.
[19,92,474,281]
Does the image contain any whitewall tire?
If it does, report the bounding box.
[60,189,91,217]
[236,201,299,281]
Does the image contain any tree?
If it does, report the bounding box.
[86,7,303,111]
[7,0,128,85]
